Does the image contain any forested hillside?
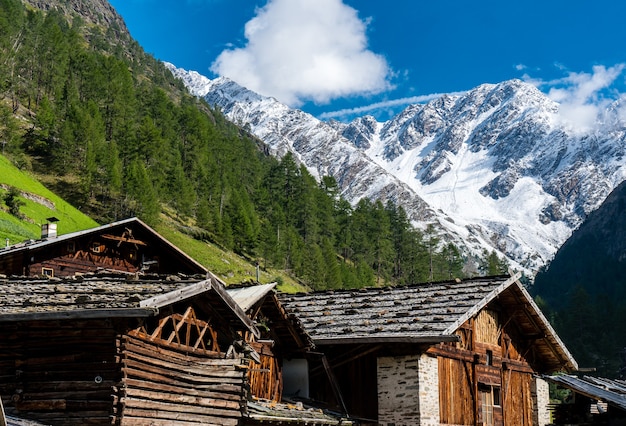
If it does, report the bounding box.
[533,180,626,378]
[0,0,505,289]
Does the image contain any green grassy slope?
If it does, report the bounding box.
[0,154,306,292]
[0,155,98,244]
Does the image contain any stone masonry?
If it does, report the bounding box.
[377,354,439,426]
[534,376,551,426]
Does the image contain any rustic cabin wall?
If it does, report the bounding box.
[0,319,120,426]
[502,370,533,426]
[117,333,246,426]
[438,356,475,425]
[29,244,139,278]
[246,341,282,402]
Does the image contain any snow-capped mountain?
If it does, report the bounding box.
[166,63,626,274]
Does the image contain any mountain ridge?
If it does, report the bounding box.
[168,64,626,274]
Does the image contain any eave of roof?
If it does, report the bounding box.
[227,283,277,312]
[279,273,577,373]
[313,334,460,345]
[543,375,626,411]
[0,273,259,337]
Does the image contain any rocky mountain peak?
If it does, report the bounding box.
[23,0,127,30]
[169,65,626,275]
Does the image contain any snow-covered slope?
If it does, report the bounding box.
[166,63,626,274]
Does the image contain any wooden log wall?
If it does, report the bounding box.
[246,341,282,402]
[117,333,246,426]
[0,319,120,426]
[31,249,138,278]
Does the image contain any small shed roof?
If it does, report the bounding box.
[279,274,577,372]
[544,375,626,411]
[227,283,314,355]
[0,272,258,337]
[227,283,277,312]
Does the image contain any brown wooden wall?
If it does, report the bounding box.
[502,370,533,426]
[438,357,475,425]
[0,319,121,425]
[435,307,539,426]
[116,333,246,426]
[246,341,282,402]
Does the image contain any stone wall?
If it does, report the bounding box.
[377,354,439,426]
[533,376,551,426]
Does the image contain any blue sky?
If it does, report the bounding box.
[108,0,626,122]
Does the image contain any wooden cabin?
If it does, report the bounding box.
[543,375,626,425]
[0,271,260,426]
[279,273,578,426]
[227,283,352,425]
[0,217,207,277]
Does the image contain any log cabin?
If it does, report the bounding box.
[279,273,578,426]
[0,217,206,277]
[0,271,260,426]
[227,283,352,425]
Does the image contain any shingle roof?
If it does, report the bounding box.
[544,375,626,411]
[0,272,259,337]
[279,274,577,372]
[279,275,515,344]
[227,283,277,312]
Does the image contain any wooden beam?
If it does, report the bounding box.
[101,234,147,246]
[0,307,157,322]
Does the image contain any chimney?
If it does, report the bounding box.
[41,217,59,239]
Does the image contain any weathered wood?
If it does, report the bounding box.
[122,388,241,410]
[122,334,227,361]
[123,378,242,401]
[121,402,240,421]
[122,359,243,384]
[118,329,246,425]
[121,412,238,426]
[121,366,241,394]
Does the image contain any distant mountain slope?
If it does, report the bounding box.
[168,64,626,274]
[532,180,626,377]
[533,179,626,307]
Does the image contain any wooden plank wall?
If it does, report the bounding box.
[116,333,246,426]
[438,357,475,425]
[247,341,282,402]
[0,319,119,426]
[503,370,533,426]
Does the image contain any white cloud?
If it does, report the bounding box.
[210,0,392,106]
[525,64,625,131]
[319,91,467,120]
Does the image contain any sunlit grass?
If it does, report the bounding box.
[0,155,98,243]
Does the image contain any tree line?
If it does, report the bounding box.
[0,0,507,289]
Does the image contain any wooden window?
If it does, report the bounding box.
[486,349,493,366]
[480,384,501,426]
[42,267,54,277]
